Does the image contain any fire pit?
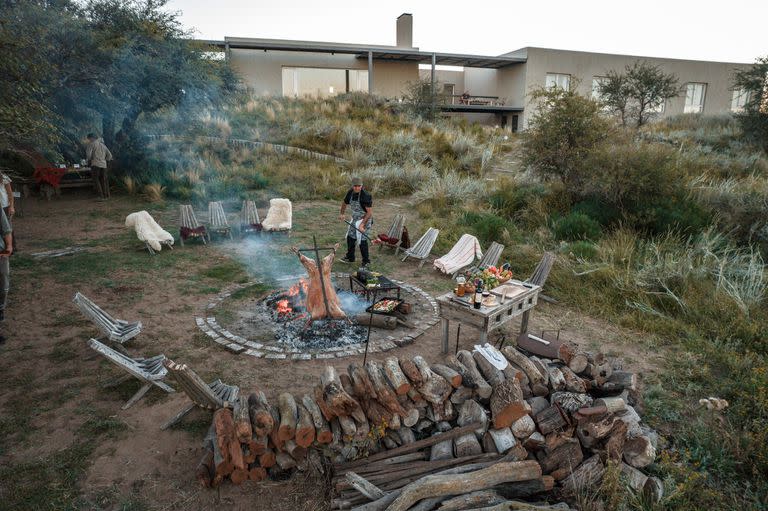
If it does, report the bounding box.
[196,273,441,360]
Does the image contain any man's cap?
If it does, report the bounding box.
[351,176,363,186]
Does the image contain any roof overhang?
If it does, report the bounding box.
[198,39,526,69]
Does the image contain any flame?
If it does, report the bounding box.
[287,278,309,297]
[276,299,292,315]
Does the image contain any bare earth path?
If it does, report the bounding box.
[0,192,665,510]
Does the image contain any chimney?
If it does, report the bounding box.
[396,13,413,48]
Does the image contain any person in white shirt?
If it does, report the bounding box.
[85,133,113,199]
[0,172,14,252]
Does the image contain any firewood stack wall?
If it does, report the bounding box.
[195,341,662,510]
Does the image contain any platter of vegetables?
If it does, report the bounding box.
[471,264,513,290]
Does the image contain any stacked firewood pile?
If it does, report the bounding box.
[195,336,662,510]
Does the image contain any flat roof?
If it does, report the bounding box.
[199,38,526,69]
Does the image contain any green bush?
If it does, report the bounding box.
[566,240,598,260]
[552,212,602,241]
[570,198,621,227]
[459,211,517,246]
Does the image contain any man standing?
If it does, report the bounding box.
[86,133,113,200]
[0,208,12,344]
[338,176,372,267]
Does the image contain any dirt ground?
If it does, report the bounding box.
[0,191,665,510]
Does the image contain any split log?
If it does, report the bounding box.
[294,403,316,448]
[567,353,589,374]
[457,351,493,399]
[473,351,506,387]
[444,354,475,388]
[607,371,637,391]
[526,397,549,417]
[594,397,626,414]
[427,400,455,423]
[523,432,546,451]
[259,447,276,468]
[551,391,593,413]
[365,361,405,416]
[534,405,569,435]
[437,490,506,511]
[489,378,527,429]
[386,460,542,511]
[322,366,361,417]
[284,439,307,460]
[247,391,274,437]
[431,364,462,388]
[516,332,576,364]
[268,404,284,451]
[561,454,605,493]
[397,395,420,427]
[539,437,583,476]
[277,393,298,441]
[510,415,536,439]
[603,419,628,461]
[384,357,412,395]
[248,464,267,481]
[457,399,489,436]
[234,395,252,443]
[620,463,663,503]
[314,385,336,421]
[196,432,215,488]
[576,415,618,449]
[545,364,566,391]
[623,435,655,468]
[430,433,455,461]
[560,366,587,394]
[454,433,483,457]
[413,356,453,404]
[450,386,474,406]
[275,451,297,470]
[213,408,243,477]
[349,363,376,399]
[399,358,423,386]
[353,313,397,329]
[501,347,549,396]
[482,427,517,454]
[302,394,333,444]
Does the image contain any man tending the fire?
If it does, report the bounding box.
[338,176,373,268]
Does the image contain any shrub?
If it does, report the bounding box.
[412,172,486,207]
[553,212,602,241]
[459,211,516,246]
[567,240,598,260]
[358,164,436,197]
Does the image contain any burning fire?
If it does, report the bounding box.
[276,299,292,315]
[275,278,309,317]
[287,278,309,297]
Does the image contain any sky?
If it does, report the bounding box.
[165,0,766,64]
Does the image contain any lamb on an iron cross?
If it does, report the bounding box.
[290,240,346,321]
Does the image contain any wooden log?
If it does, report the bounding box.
[234,395,253,443]
[247,391,275,437]
[196,442,214,488]
[294,402,316,448]
[399,358,423,386]
[454,433,483,457]
[431,364,462,388]
[577,415,619,449]
[386,461,542,511]
[568,353,589,374]
[559,366,587,394]
[230,467,249,485]
[516,332,576,364]
[339,415,357,438]
[259,447,276,468]
[607,371,637,391]
[623,435,655,468]
[437,490,506,511]
[213,407,243,478]
[397,395,420,428]
[457,399,489,436]
[501,347,548,396]
[603,419,628,461]
[489,378,527,429]
[340,373,356,396]
[493,477,552,499]
[353,313,397,329]
[338,453,427,475]
[383,357,411,395]
[322,366,362,417]
[444,354,475,388]
[407,388,428,408]
[275,451,297,470]
[302,394,333,444]
[561,454,604,493]
[510,415,535,439]
[526,397,549,417]
[430,434,454,461]
[457,351,492,399]
[594,397,626,414]
[349,363,377,399]
[335,422,483,468]
[450,386,475,406]
[539,437,583,475]
[277,393,298,441]
[284,439,307,460]
[315,384,336,421]
[523,432,546,451]
[365,361,405,416]
[361,398,391,428]
[551,391,593,413]
[544,364,566,391]
[413,356,453,404]
[427,400,455,423]
[473,351,505,387]
[346,471,386,501]
[482,428,517,454]
[248,464,267,481]
[268,404,285,451]
[534,405,569,435]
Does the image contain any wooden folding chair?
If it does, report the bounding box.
[240,200,262,237]
[160,359,239,430]
[73,292,142,344]
[207,201,233,240]
[520,251,555,333]
[454,241,505,278]
[380,213,406,253]
[88,339,174,409]
[401,227,439,269]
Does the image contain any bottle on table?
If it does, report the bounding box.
[473,279,483,309]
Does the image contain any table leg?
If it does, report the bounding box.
[520,310,531,334]
[441,318,449,354]
[479,331,488,344]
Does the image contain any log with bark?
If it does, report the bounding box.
[516,332,576,364]
[322,366,362,418]
[413,356,453,404]
[277,392,298,441]
[234,395,253,443]
[247,391,274,437]
[489,379,527,429]
[365,361,405,416]
[384,356,412,395]
[473,351,506,388]
[502,346,549,396]
[302,394,333,444]
[456,350,493,399]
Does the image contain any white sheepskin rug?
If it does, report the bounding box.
[262,198,292,231]
[125,211,174,251]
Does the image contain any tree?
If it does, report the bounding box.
[733,56,768,152]
[402,78,445,121]
[598,60,680,127]
[522,86,613,194]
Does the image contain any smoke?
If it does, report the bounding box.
[337,290,371,316]
[228,234,304,284]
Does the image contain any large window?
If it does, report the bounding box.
[731,88,750,112]
[282,67,368,98]
[546,73,570,90]
[684,83,707,113]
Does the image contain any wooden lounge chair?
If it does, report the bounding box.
[125,211,174,255]
[207,201,233,240]
[432,234,482,276]
[88,338,174,409]
[379,213,405,253]
[160,359,239,430]
[455,241,505,279]
[73,292,142,343]
[401,227,439,269]
[519,251,556,333]
[261,198,292,234]
[239,200,262,237]
[179,204,208,246]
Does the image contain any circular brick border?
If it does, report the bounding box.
[195,273,440,360]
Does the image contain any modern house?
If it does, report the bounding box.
[204,13,753,130]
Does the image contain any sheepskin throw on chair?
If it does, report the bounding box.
[125,211,174,252]
[261,198,292,231]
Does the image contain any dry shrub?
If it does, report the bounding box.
[143,183,166,203]
[121,175,138,195]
